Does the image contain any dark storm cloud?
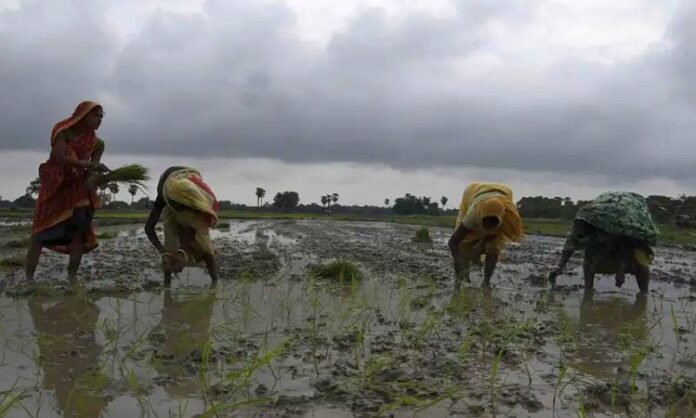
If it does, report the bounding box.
[0,0,117,147]
[1,0,695,181]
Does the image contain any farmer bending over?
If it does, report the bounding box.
[145,167,220,285]
[448,182,524,289]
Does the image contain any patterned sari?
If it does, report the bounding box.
[563,191,659,273]
[31,101,102,254]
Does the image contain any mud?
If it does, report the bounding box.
[0,219,695,417]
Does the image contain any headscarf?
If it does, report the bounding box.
[460,182,524,243]
[162,168,219,256]
[51,101,102,145]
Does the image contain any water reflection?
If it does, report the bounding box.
[572,292,649,379]
[149,289,216,397]
[28,294,110,418]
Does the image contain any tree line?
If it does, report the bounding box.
[8,178,696,226]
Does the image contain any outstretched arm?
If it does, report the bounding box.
[203,254,219,282]
[548,249,574,285]
[145,201,165,254]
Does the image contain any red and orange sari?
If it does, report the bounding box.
[31,101,102,254]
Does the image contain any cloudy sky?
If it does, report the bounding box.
[1,0,694,206]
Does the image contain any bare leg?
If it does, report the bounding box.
[482,252,499,287]
[455,259,471,290]
[582,258,595,291]
[163,269,172,288]
[24,238,43,282]
[67,234,85,283]
[635,265,650,294]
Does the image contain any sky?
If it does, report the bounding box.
[0,0,694,206]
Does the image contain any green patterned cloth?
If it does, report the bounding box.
[564,192,659,251]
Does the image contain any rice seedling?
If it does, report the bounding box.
[3,238,28,249]
[199,398,271,418]
[576,394,588,418]
[412,226,432,243]
[552,362,569,417]
[0,255,24,270]
[96,164,150,189]
[311,260,363,282]
[224,339,290,390]
[0,385,28,418]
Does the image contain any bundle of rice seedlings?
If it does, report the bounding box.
[413,226,432,243]
[95,164,150,189]
[311,260,363,281]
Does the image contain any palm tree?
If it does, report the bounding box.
[331,193,339,206]
[321,195,328,207]
[108,182,119,203]
[98,183,110,205]
[440,196,448,210]
[384,198,390,207]
[255,187,266,208]
[128,184,138,205]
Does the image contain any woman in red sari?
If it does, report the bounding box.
[25,101,110,282]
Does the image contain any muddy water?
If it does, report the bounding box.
[0,219,695,417]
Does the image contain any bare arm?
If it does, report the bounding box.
[51,137,94,169]
[548,248,574,285]
[483,252,499,283]
[203,254,219,282]
[554,249,574,272]
[91,139,106,165]
[145,203,165,254]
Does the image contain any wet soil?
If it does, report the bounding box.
[0,219,695,417]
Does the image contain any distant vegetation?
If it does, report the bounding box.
[6,178,696,228]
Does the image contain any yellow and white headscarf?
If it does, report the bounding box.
[162,168,219,257]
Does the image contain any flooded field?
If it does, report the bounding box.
[0,219,695,417]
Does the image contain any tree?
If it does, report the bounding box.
[273,191,300,212]
[384,198,390,207]
[516,196,563,218]
[132,197,152,210]
[440,196,448,211]
[392,194,435,215]
[107,183,119,204]
[128,184,138,205]
[321,195,328,207]
[98,183,111,205]
[427,202,440,215]
[331,193,339,205]
[13,194,36,208]
[26,177,41,197]
[255,187,266,207]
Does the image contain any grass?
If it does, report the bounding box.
[412,226,432,243]
[1,209,695,245]
[311,260,363,281]
[0,255,24,270]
